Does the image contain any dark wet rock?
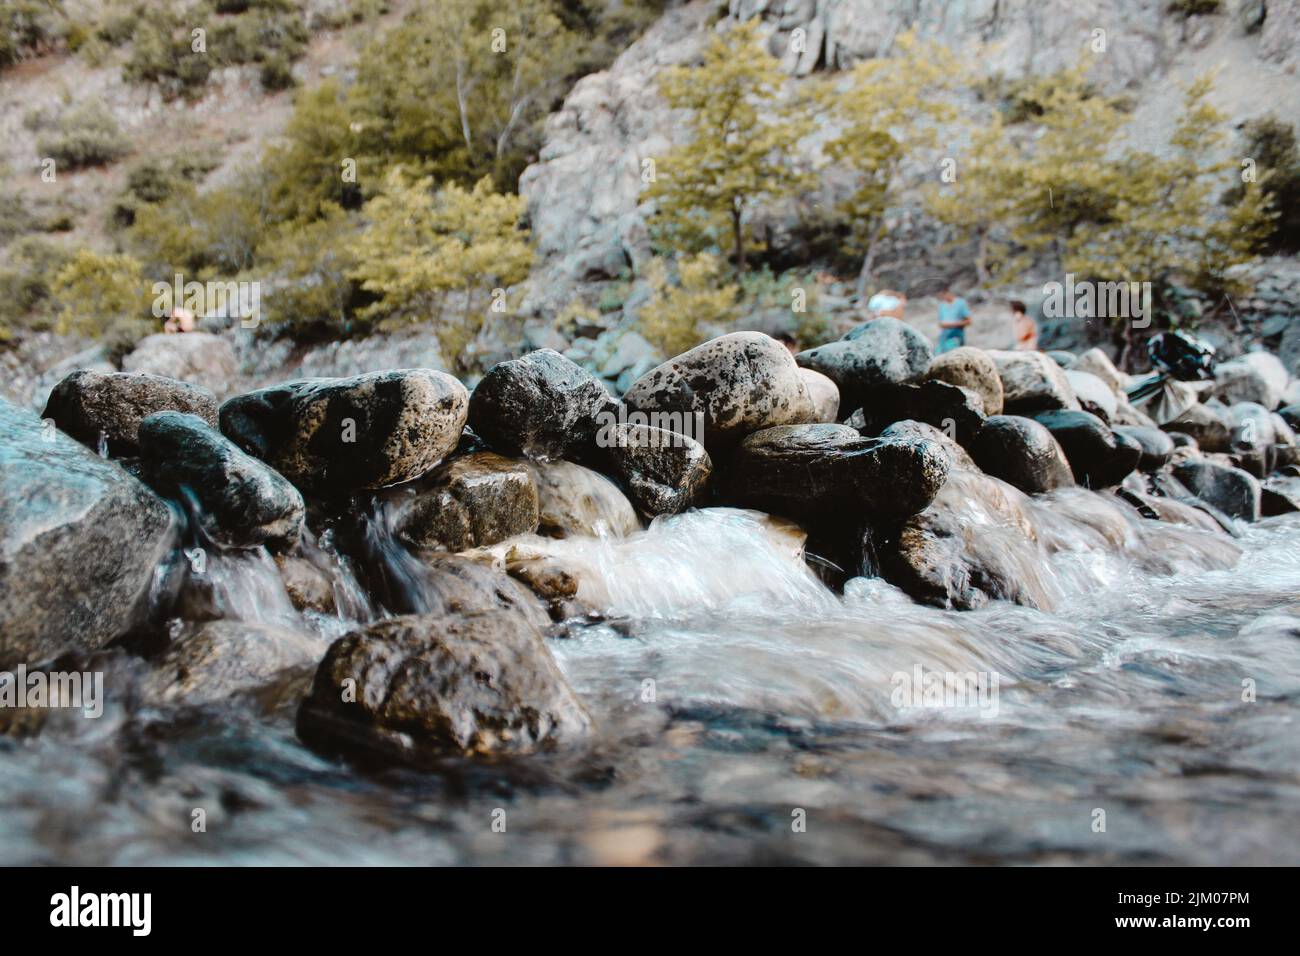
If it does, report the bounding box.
[405,553,552,630]
[527,459,639,537]
[297,611,592,761]
[1064,369,1118,422]
[1173,459,1262,522]
[0,399,177,667]
[1112,425,1176,472]
[626,332,815,453]
[798,367,840,422]
[391,452,539,552]
[988,350,1081,414]
[122,332,238,395]
[137,411,305,549]
[971,415,1074,494]
[1164,400,1232,452]
[42,369,219,457]
[879,420,978,471]
[1280,404,1300,431]
[1225,402,1276,479]
[468,349,615,460]
[881,470,1051,611]
[1033,409,1141,488]
[855,379,986,446]
[1262,474,1300,515]
[143,620,324,706]
[924,345,1003,416]
[1115,488,1224,533]
[602,423,712,517]
[219,369,468,495]
[795,317,931,409]
[724,423,949,522]
[275,554,337,614]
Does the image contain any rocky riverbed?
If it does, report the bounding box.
[3,323,1300,864]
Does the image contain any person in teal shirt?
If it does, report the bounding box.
[936,289,971,354]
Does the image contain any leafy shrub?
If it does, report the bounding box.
[258,203,362,337]
[111,154,218,226]
[50,248,155,348]
[0,236,73,338]
[123,9,213,99]
[1226,116,1300,253]
[1,0,65,69]
[259,54,295,91]
[637,253,738,358]
[37,102,131,170]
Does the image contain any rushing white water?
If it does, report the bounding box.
[3,492,1299,865]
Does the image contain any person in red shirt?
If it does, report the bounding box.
[1011,299,1038,351]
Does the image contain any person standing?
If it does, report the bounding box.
[1010,299,1038,350]
[936,288,971,354]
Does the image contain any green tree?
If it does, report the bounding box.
[351,169,533,373]
[50,249,155,348]
[636,253,738,357]
[1227,115,1300,253]
[259,203,361,336]
[644,19,813,272]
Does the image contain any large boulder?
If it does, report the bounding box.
[527,460,640,537]
[882,470,1051,610]
[390,452,539,552]
[988,350,1081,415]
[297,611,592,762]
[1173,459,1262,522]
[42,369,218,457]
[1162,402,1231,453]
[971,415,1075,495]
[468,349,616,461]
[723,423,949,522]
[122,332,239,395]
[924,346,1003,416]
[1033,409,1141,488]
[219,369,468,495]
[137,411,305,549]
[1112,425,1176,473]
[601,423,712,516]
[798,367,841,423]
[625,332,815,453]
[1211,353,1286,409]
[795,317,931,409]
[0,399,176,666]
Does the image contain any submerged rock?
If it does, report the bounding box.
[0,399,176,667]
[724,423,949,522]
[527,459,640,537]
[882,469,1052,611]
[988,350,1081,415]
[924,345,1003,416]
[1033,409,1141,488]
[602,423,712,516]
[138,411,305,549]
[625,332,815,452]
[392,451,539,552]
[971,415,1075,495]
[297,611,592,761]
[1173,459,1262,522]
[143,620,324,706]
[220,369,468,494]
[468,349,615,460]
[796,317,931,409]
[42,369,218,457]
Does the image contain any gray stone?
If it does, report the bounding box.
[138,411,305,549]
[1113,425,1176,472]
[391,452,540,552]
[1173,459,1262,522]
[1033,409,1141,488]
[0,399,176,667]
[220,369,468,494]
[799,367,841,422]
[796,317,932,409]
[42,369,219,457]
[527,459,640,537]
[1065,369,1118,422]
[144,620,324,706]
[602,423,712,516]
[972,415,1075,494]
[122,332,239,395]
[924,345,1003,415]
[1162,402,1231,453]
[988,349,1081,414]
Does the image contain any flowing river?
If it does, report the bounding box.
[3,500,1299,865]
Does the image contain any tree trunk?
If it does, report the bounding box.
[976,229,990,287]
[855,229,880,302]
[731,202,746,273]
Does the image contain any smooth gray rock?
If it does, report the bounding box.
[138,411,305,549]
[798,367,841,423]
[122,332,238,395]
[1113,425,1176,472]
[1173,459,1262,522]
[1065,369,1118,422]
[796,317,932,409]
[0,399,176,667]
[1162,402,1232,453]
[924,345,1004,416]
[391,451,539,552]
[988,350,1081,414]
[972,415,1075,494]
[219,369,468,494]
[527,459,640,537]
[855,379,987,447]
[42,369,218,456]
[1033,409,1141,488]
[602,423,712,516]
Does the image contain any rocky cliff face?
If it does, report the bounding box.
[519,0,1300,312]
